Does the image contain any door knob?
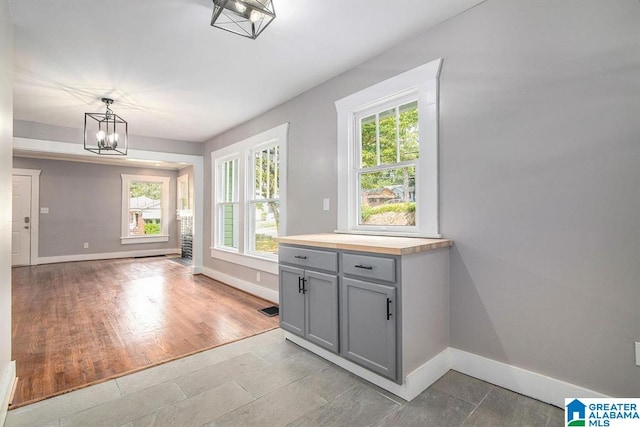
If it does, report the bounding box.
[24,226,30,229]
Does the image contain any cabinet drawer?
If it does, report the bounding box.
[279,245,338,273]
[343,253,396,283]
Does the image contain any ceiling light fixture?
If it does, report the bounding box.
[84,97,128,156]
[211,0,276,40]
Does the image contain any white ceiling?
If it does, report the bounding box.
[10,0,484,143]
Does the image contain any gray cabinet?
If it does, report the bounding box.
[305,270,339,352]
[279,265,305,336]
[277,234,451,401]
[279,248,339,353]
[341,277,396,379]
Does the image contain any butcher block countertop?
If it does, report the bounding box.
[274,233,453,256]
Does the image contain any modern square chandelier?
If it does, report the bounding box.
[211,0,276,40]
[84,98,128,156]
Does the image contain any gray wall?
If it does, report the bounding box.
[203,0,640,397]
[15,120,204,156]
[13,157,180,258]
[0,0,13,414]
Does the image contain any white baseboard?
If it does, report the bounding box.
[0,361,16,427]
[199,266,279,303]
[36,248,181,265]
[449,348,609,407]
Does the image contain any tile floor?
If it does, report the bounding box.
[5,329,563,427]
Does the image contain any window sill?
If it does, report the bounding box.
[121,235,170,245]
[210,248,278,275]
[334,229,443,239]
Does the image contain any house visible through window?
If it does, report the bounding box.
[336,58,442,237]
[211,123,288,271]
[121,174,170,244]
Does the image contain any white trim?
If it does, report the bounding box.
[200,266,278,303]
[285,332,449,401]
[449,348,609,407]
[121,235,170,244]
[335,58,442,237]
[12,168,41,265]
[13,137,205,272]
[0,361,16,426]
[37,248,180,264]
[13,137,199,164]
[210,248,278,275]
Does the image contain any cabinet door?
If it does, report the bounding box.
[305,270,339,353]
[341,278,396,380]
[279,265,305,336]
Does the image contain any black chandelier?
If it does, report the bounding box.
[211,0,276,40]
[84,98,128,156]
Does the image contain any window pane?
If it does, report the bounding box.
[129,181,162,236]
[359,167,416,226]
[222,159,238,203]
[220,203,238,249]
[360,114,377,168]
[399,101,419,161]
[379,108,397,165]
[254,146,279,199]
[251,201,279,254]
[178,178,189,210]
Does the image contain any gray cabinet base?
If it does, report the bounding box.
[284,331,449,402]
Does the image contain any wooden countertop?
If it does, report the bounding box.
[274,233,453,256]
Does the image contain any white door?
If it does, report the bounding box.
[12,175,32,266]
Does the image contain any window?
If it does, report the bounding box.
[121,174,170,244]
[177,173,191,215]
[248,144,280,256]
[357,96,418,228]
[217,157,239,250]
[336,58,442,237]
[211,123,288,271]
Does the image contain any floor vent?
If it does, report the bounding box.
[258,306,279,317]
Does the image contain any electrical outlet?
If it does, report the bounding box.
[40,207,49,214]
[83,243,89,249]
[636,342,640,366]
[256,272,261,282]
[323,198,330,211]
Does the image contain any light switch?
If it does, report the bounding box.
[323,198,330,211]
[40,207,49,214]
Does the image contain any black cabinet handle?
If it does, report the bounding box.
[298,276,303,293]
[301,277,307,294]
[354,264,373,270]
[294,255,308,260]
[386,298,392,320]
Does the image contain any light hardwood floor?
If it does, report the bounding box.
[10,257,278,408]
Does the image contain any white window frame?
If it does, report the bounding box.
[121,174,171,244]
[211,123,288,274]
[335,58,442,238]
